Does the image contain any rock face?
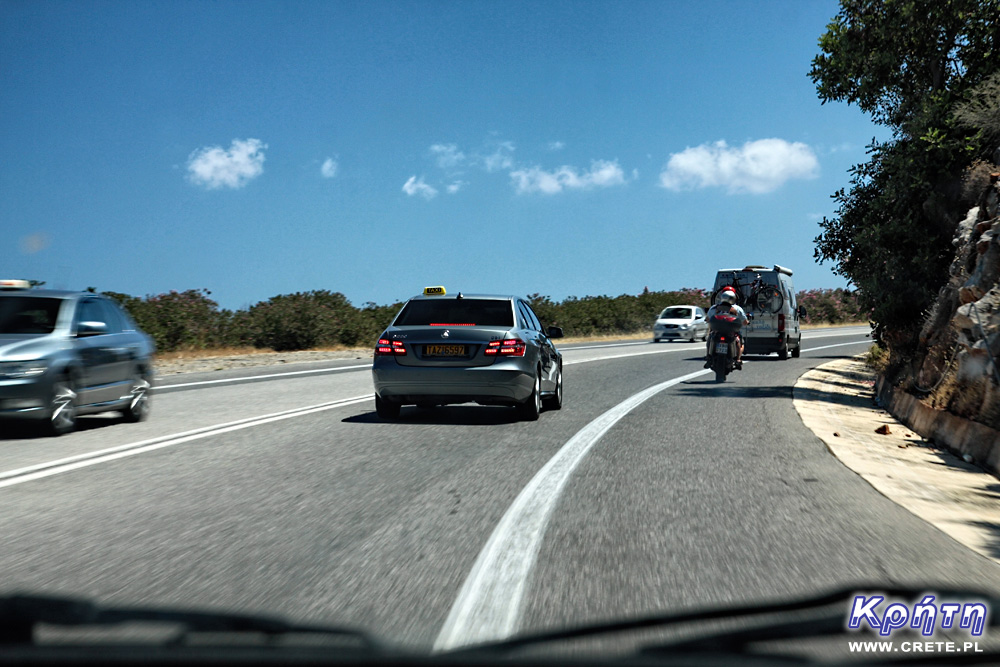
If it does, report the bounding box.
[915,172,1000,429]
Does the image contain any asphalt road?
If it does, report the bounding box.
[3,326,999,655]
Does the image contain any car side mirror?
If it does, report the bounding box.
[546,326,564,339]
[797,305,807,318]
[77,321,108,337]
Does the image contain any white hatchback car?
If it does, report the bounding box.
[652,305,708,342]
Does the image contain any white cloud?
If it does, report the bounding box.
[548,141,565,151]
[482,141,515,172]
[510,160,626,195]
[658,139,818,194]
[402,175,438,200]
[446,180,466,194]
[186,138,267,190]
[430,144,465,169]
[321,157,339,178]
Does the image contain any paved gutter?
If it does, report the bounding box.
[794,356,1000,565]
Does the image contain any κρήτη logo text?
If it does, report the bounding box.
[847,594,989,637]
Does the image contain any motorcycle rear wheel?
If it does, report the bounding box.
[713,357,727,383]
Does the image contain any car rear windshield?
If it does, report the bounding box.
[394,299,514,327]
[660,307,692,319]
[0,297,62,334]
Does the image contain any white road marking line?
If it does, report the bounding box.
[801,329,869,339]
[432,368,710,651]
[157,364,372,389]
[433,337,871,650]
[564,341,650,350]
[564,345,699,365]
[0,396,371,488]
[803,341,871,353]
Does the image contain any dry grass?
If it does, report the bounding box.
[863,344,890,374]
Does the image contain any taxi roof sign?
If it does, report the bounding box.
[423,286,447,296]
[0,279,32,290]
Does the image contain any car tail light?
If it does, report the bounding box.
[485,337,526,357]
[778,314,786,333]
[375,338,406,356]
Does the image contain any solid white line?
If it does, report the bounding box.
[432,368,711,651]
[158,364,372,389]
[433,337,871,650]
[564,345,699,366]
[801,329,869,339]
[804,341,871,353]
[0,396,371,488]
[564,341,650,350]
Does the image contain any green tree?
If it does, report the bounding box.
[809,0,1000,357]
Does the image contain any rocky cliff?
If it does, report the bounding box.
[912,167,1000,429]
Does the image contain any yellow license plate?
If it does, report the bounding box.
[425,344,466,356]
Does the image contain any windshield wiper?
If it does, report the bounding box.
[0,593,382,652]
[447,585,1000,664]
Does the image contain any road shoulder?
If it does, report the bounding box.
[794,356,1000,565]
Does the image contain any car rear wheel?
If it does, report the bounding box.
[45,378,77,436]
[376,395,400,420]
[791,338,801,358]
[542,364,562,411]
[778,344,789,360]
[517,371,542,421]
[121,372,151,423]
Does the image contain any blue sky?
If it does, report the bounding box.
[2,0,887,311]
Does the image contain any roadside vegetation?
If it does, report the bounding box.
[809,0,1000,372]
[100,287,866,354]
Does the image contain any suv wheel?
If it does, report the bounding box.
[517,371,542,421]
[46,378,77,436]
[122,372,151,423]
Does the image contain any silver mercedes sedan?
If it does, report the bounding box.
[371,287,563,421]
[0,281,155,435]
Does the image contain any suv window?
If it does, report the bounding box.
[76,299,107,331]
[0,297,62,334]
[97,299,124,334]
[394,299,514,327]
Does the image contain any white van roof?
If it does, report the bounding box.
[717,265,794,276]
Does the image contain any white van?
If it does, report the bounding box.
[711,264,804,359]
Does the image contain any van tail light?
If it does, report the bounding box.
[485,337,526,357]
[778,314,786,334]
[375,338,406,356]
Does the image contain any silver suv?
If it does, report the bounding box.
[0,283,155,436]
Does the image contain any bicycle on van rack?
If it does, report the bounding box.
[713,273,784,315]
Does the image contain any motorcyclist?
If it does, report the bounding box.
[704,288,749,369]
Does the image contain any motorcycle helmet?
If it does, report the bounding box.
[716,288,737,306]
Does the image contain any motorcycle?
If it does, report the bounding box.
[707,311,751,383]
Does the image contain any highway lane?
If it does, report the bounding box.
[5,326,994,655]
[0,327,869,474]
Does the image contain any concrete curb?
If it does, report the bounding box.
[794,356,1000,565]
[876,377,1000,476]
